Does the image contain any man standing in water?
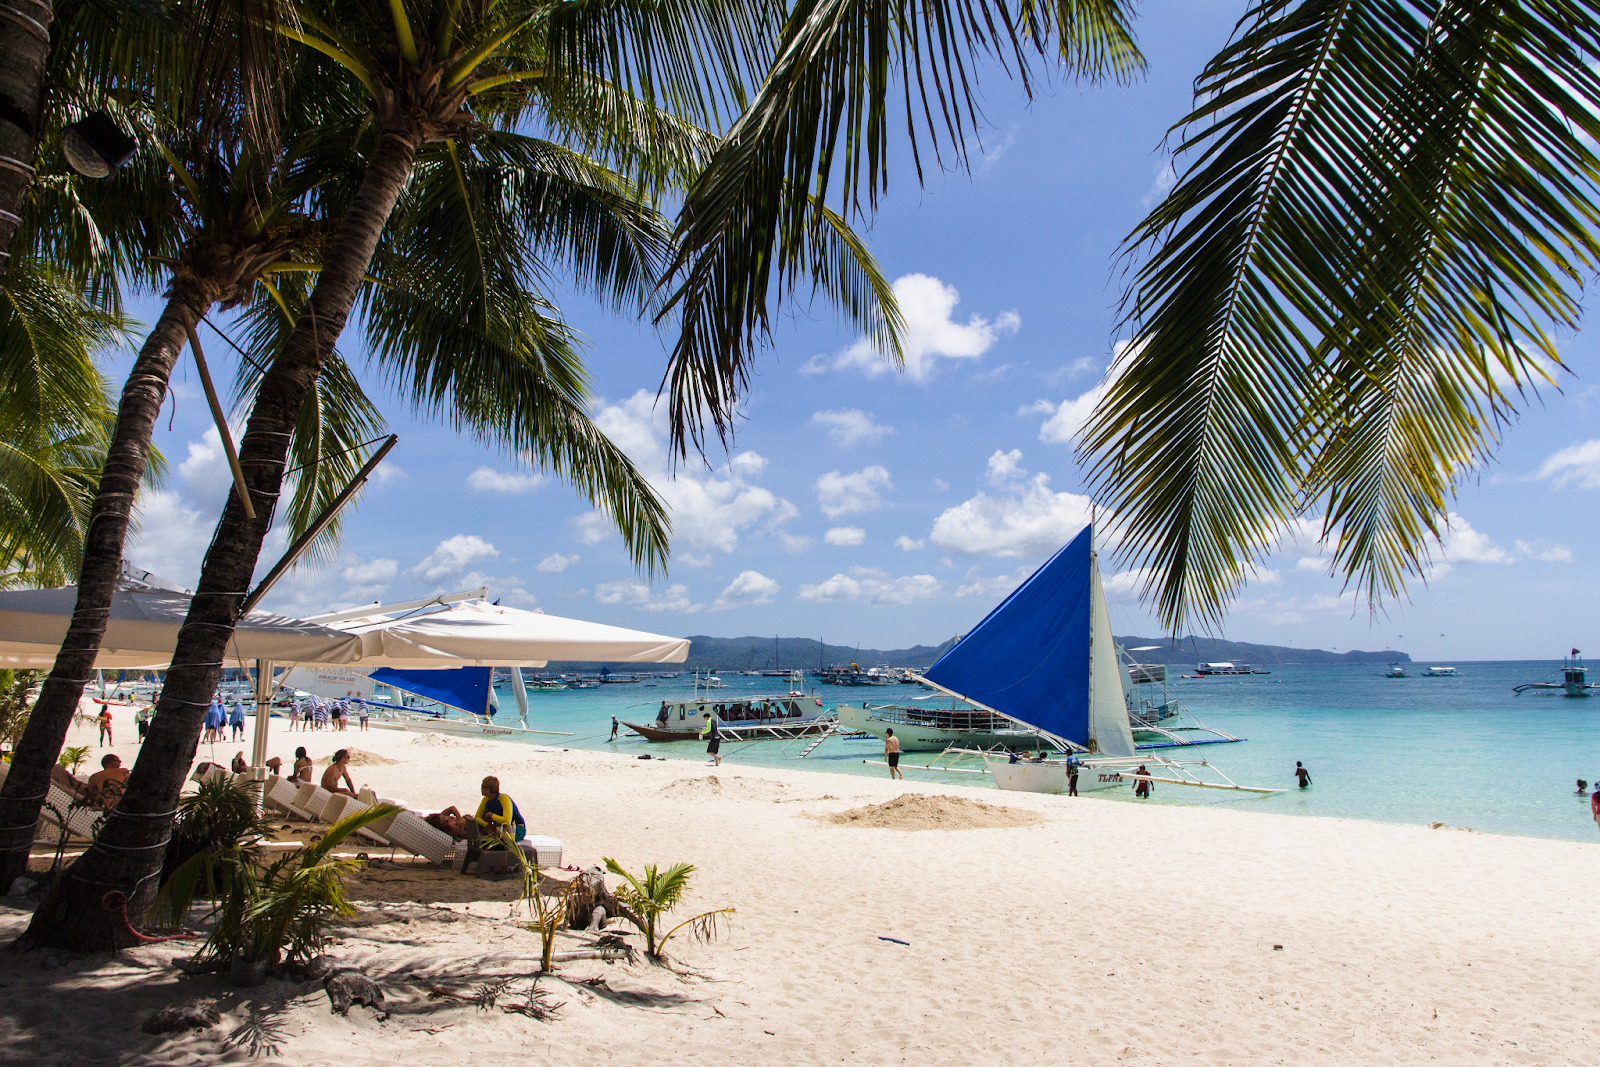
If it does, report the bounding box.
[610,716,619,741]
[701,714,722,766]
[884,728,902,780]
[1295,761,1313,788]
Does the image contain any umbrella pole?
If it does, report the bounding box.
[250,658,275,780]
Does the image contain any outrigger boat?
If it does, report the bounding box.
[623,689,832,742]
[1513,650,1598,697]
[872,525,1279,796]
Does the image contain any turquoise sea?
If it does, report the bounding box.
[491,661,1600,844]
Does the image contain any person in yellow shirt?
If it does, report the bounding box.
[474,776,525,843]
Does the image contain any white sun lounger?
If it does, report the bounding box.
[381,810,458,865]
[0,760,105,842]
[291,783,336,821]
[263,776,316,820]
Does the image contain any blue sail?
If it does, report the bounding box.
[923,526,1093,746]
[369,666,493,716]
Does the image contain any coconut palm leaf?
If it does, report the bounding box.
[1083,0,1600,631]
[658,0,1141,454]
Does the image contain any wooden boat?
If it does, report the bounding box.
[624,693,832,742]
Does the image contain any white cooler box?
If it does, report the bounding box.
[521,835,562,867]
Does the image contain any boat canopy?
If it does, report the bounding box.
[921,525,1135,757]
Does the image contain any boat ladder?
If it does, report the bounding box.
[793,719,844,759]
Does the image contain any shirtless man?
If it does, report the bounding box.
[425,806,471,839]
[84,755,128,809]
[884,728,902,780]
[320,749,357,796]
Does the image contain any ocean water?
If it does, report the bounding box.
[490,661,1600,844]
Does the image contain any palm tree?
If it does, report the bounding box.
[0,120,340,890]
[1079,0,1600,632]
[17,0,734,943]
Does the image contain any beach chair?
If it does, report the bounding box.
[0,761,101,842]
[263,776,316,820]
[380,810,458,866]
[290,783,336,821]
[189,762,228,784]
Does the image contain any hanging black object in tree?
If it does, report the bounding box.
[63,111,136,178]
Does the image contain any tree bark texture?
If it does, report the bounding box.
[18,129,423,952]
[0,277,218,891]
[0,0,50,271]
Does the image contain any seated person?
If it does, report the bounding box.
[291,747,313,784]
[231,751,249,775]
[264,756,283,776]
[83,754,128,810]
[320,749,358,796]
[424,805,472,839]
[474,776,525,845]
[49,762,86,799]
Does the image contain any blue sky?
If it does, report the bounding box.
[117,0,1600,662]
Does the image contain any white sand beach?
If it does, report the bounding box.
[1,715,1597,1066]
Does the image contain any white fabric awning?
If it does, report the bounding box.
[338,599,690,668]
[0,586,364,669]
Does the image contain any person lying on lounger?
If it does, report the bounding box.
[321,749,357,796]
[424,806,472,839]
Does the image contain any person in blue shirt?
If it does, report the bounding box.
[228,700,246,742]
[203,700,224,744]
[475,776,525,844]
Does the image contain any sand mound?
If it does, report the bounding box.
[407,734,485,748]
[316,748,399,766]
[659,775,790,800]
[824,793,1042,831]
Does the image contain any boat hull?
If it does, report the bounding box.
[988,760,1132,794]
[403,716,527,738]
[834,704,1041,752]
[622,719,833,742]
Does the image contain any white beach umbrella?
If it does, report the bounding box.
[337,599,691,668]
[0,585,363,670]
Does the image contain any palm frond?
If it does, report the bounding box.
[1084,0,1600,630]
[659,0,1140,454]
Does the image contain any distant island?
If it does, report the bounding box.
[545,633,1406,671]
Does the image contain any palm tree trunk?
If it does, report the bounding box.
[0,0,50,272]
[18,128,423,952]
[0,275,218,892]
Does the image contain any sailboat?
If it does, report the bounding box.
[911,526,1279,796]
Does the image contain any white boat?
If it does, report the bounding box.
[835,698,1044,752]
[1423,666,1457,677]
[898,525,1279,797]
[1513,651,1598,697]
[1384,664,1408,678]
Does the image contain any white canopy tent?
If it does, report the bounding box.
[0,586,691,773]
[335,599,692,668]
[0,586,363,669]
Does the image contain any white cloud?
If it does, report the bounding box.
[1028,382,1109,446]
[594,580,701,614]
[1437,514,1513,565]
[680,552,713,568]
[824,526,866,546]
[933,478,949,492]
[342,557,398,585]
[802,274,1020,381]
[954,564,1033,599]
[1515,539,1574,563]
[126,489,214,588]
[593,391,798,554]
[1295,556,1329,573]
[370,463,408,486]
[796,566,942,606]
[414,535,499,580]
[1142,160,1176,207]
[535,552,579,573]
[712,570,780,610]
[816,466,892,518]
[811,409,895,447]
[570,512,613,545]
[930,454,1095,558]
[985,449,1026,484]
[1103,567,1153,602]
[780,533,814,553]
[467,466,546,494]
[894,536,924,551]
[1534,440,1600,489]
